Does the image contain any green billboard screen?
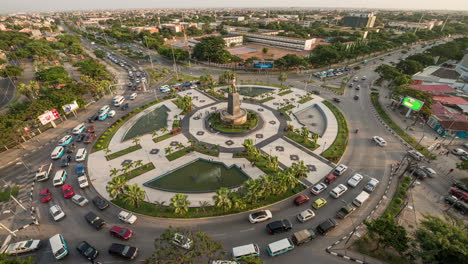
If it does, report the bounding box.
[402,96,424,111]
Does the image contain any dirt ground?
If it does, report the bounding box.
[227,43,305,61]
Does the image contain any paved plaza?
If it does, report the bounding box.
[88,85,340,205]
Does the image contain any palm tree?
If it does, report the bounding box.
[300,126,310,143]
[165,146,173,155]
[291,160,308,179]
[260,175,274,198]
[232,196,247,210]
[104,148,112,156]
[198,201,211,213]
[278,73,287,86]
[176,142,185,150]
[160,126,168,134]
[212,188,232,212]
[122,162,133,175]
[109,167,121,177]
[170,193,191,215]
[188,138,196,149]
[310,133,319,144]
[132,137,141,146]
[242,179,262,203]
[154,200,166,212]
[106,176,128,199]
[151,130,159,139]
[122,184,146,208]
[133,159,143,168]
[271,156,279,172]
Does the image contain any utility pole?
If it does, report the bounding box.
[170,45,179,80]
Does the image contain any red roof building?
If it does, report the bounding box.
[433,95,468,106]
[409,84,456,95]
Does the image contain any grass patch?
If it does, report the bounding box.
[106,144,142,160]
[233,152,281,175]
[147,69,166,86]
[119,163,155,181]
[0,186,19,202]
[278,90,293,96]
[352,236,409,264]
[285,131,320,151]
[166,144,220,161]
[298,96,313,104]
[239,82,286,89]
[167,73,197,85]
[172,120,181,130]
[278,104,295,121]
[208,112,258,133]
[112,184,305,218]
[323,85,344,95]
[245,96,275,103]
[153,133,176,143]
[385,176,412,217]
[321,101,349,163]
[206,89,226,100]
[371,92,436,160]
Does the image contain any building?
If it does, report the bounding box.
[131,27,159,34]
[220,16,245,22]
[409,84,457,95]
[387,21,438,31]
[343,12,376,28]
[413,65,468,92]
[222,35,243,47]
[427,102,468,138]
[243,33,316,51]
[455,54,468,82]
[160,24,182,33]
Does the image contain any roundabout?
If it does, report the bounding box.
[88,81,339,214]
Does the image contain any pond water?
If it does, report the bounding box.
[122,105,169,141]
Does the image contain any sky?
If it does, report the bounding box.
[1,0,468,14]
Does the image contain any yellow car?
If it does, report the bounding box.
[312,198,327,209]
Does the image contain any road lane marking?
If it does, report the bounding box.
[239,227,254,232]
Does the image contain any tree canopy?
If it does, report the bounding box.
[192,36,232,63]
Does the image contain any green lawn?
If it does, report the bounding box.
[209,112,258,133]
[385,176,412,217]
[298,97,313,104]
[167,145,219,161]
[0,186,19,202]
[153,133,176,143]
[322,85,345,95]
[146,69,166,86]
[278,105,295,121]
[106,144,142,160]
[321,101,349,163]
[371,92,436,160]
[119,163,155,181]
[278,90,293,96]
[285,131,320,151]
[233,152,281,175]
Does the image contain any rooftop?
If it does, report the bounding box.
[431,67,460,80]
[433,95,468,106]
[409,84,456,95]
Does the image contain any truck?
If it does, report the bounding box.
[291,228,317,246]
[35,163,53,182]
[336,203,356,219]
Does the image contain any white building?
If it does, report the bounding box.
[243,33,316,51]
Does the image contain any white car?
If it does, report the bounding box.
[373,136,387,147]
[330,184,348,198]
[248,210,272,223]
[347,173,364,187]
[78,175,89,188]
[129,93,137,100]
[108,110,116,118]
[49,205,65,221]
[118,210,137,224]
[451,148,468,156]
[297,209,315,223]
[5,239,41,255]
[420,166,436,178]
[72,195,89,206]
[361,76,367,80]
[173,233,193,250]
[311,183,327,195]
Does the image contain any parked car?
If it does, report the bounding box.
[62,184,75,199]
[408,150,424,161]
[312,198,327,209]
[297,209,315,223]
[72,195,89,206]
[324,174,337,184]
[60,157,69,168]
[452,148,468,156]
[347,173,364,187]
[294,194,310,205]
[84,133,96,144]
[266,219,292,234]
[173,233,193,249]
[5,240,41,255]
[76,241,99,260]
[39,188,52,203]
[108,243,138,259]
[249,210,272,223]
[118,211,137,224]
[450,187,468,202]
[78,175,89,188]
[420,166,436,178]
[76,133,85,142]
[121,103,129,111]
[330,184,348,198]
[84,211,105,230]
[76,164,85,175]
[49,205,65,221]
[86,126,95,133]
[311,183,327,195]
[110,225,133,240]
[58,135,74,146]
[93,196,109,210]
[333,164,348,176]
[333,98,341,103]
[316,218,338,235]
[129,93,137,100]
[108,110,116,118]
[354,95,359,100]
[409,167,428,179]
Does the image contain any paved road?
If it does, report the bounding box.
[0,37,452,263]
[0,78,16,108]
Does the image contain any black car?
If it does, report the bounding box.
[121,103,129,111]
[88,114,99,123]
[453,182,468,192]
[76,241,99,260]
[108,243,138,259]
[316,218,338,235]
[92,196,109,210]
[333,98,341,103]
[312,90,320,95]
[266,219,292,234]
[76,133,85,142]
[60,157,69,167]
[408,167,427,179]
[84,212,105,230]
[354,95,359,100]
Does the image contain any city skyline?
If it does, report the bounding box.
[1,0,468,14]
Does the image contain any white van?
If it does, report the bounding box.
[49,234,68,260]
[99,105,110,114]
[75,148,87,162]
[51,146,65,160]
[113,95,125,107]
[267,238,295,257]
[353,191,370,207]
[72,123,86,135]
[330,184,348,198]
[232,244,260,261]
[53,170,67,186]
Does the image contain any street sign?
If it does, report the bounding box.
[402,96,424,111]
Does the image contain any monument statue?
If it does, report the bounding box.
[220,77,247,125]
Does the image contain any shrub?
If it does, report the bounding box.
[99,140,104,143]
[394,198,403,205]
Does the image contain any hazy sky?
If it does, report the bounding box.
[1,0,468,14]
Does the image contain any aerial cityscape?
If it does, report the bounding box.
[0,2,467,264]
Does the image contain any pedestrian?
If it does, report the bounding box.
[446,151,450,156]
[243,164,245,168]
[435,136,438,140]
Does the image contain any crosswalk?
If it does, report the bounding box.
[0,173,35,214]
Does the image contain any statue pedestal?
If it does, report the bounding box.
[220,109,247,125]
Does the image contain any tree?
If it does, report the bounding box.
[289,161,309,179]
[109,167,120,177]
[148,227,225,264]
[106,176,128,199]
[132,137,140,146]
[165,146,173,155]
[300,126,310,143]
[218,70,237,85]
[262,47,269,55]
[396,59,424,75]
[198,201,211,213]
[199,74,215,87]
[364,216,409,255]
[213,188,233,211]
[278,73,287,86]
[104,148,112,155]
[35,66,69,85]
[414,215,468,263]
[170,193,191,215]
[0,65,24,78]
[133,159,143,168]
[93,49,106,58]
[192,36,232,63]
[122,184,146,207]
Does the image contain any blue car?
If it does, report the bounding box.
[58,135,74,146]
[76,164,86,176]
[98,112,108,121]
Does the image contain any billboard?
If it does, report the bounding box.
[402,96,424,111]
[253,61,274,69]
[62,101,79,114]
[38,109,61,125]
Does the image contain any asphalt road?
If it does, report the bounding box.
[0,37,452,263]
[0,77,16,109]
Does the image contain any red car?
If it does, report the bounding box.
[450,187,468,202]
[84,133,96,144]
[39,188,52,203]
[110,225,133,240]
[294,194,310,205]
[62,184,75,199]
[86,125,95,133]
